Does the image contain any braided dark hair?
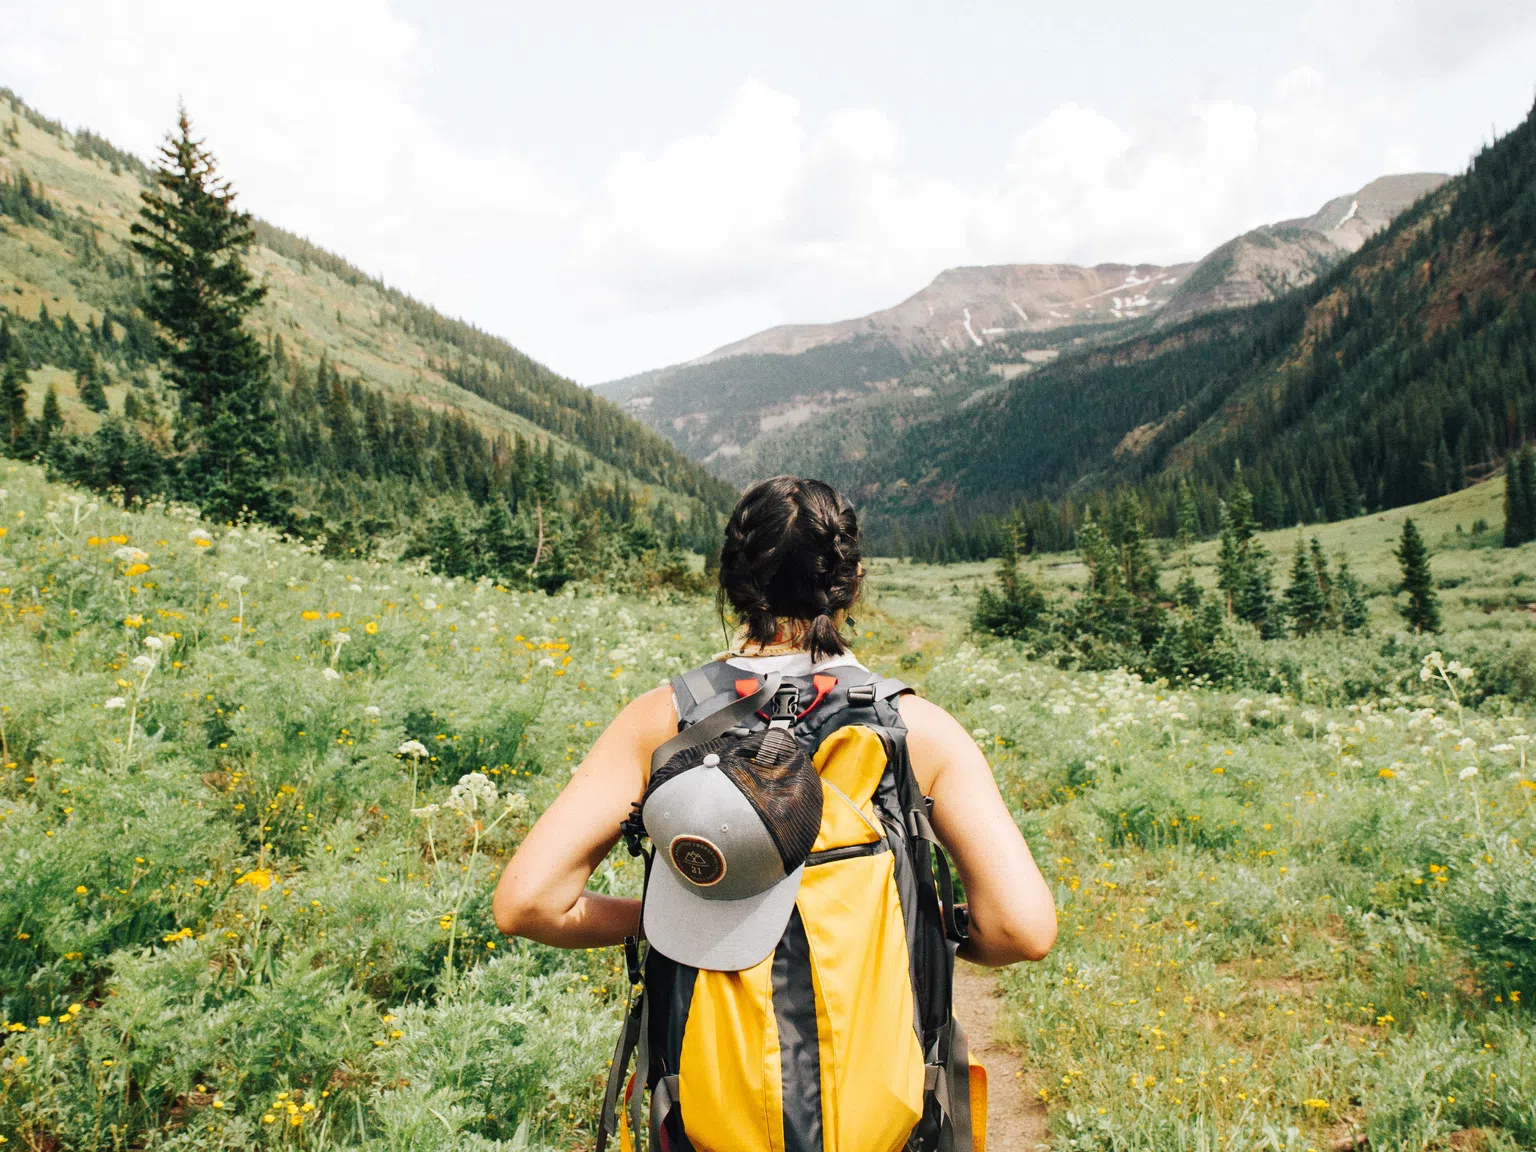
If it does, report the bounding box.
[717,476,862,661]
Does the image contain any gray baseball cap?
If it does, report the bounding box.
[642,729,822,971]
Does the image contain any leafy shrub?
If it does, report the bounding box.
[1445,837,1536,995]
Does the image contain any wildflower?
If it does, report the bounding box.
[235,869,275,890]
[398,740,429,758]
[446,772,499,818]
[143,635,163,651]
[410,804,441,819]
[1459,765,1479,781]
[422,598,439,611]
[301,610,321,621]
[104,697,126,710]
[321,668,341,682]
[130,655,155,673]
[1377,768,1396,779]
[363,705,381,718]
[189,529,213,547]
[1302,1099,1329,1109]
[331,631,350,646]
[227,575,248,591]
[112,546,148,563]
[365,621,379,635]
[75,886,87,894]
[125,563,151,577]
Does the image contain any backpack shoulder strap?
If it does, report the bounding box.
[668,660,747,725]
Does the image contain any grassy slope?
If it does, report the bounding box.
[0,106,725,514]
[0,461,1531,1150]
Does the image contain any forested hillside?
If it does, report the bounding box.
[852,99,1536,556]
[605,177,1439,493]
[0,89,734,564]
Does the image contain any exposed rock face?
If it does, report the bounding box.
[694,261,1193,365]
[599,172,1448,478]
[1157,173,1448,326]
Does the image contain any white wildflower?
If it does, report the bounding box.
[226,575,249,591]
[363,705,381,718]
[113,546,149,563]
[410,804,441,820]
[398,740,429,758]
[331,631,351,646]
[321,667,341,681]
[104,696,126,710]
[1459,765,1479,781]
[989,704,1007,714]
[421,598,439,611]
[130,654,155,673]
[446,772,499,818]
[188,529,212,546]
[143,636,163,651]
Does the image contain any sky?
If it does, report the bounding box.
[2,1,1536,384]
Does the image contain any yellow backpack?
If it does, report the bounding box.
[597,662,986,1152]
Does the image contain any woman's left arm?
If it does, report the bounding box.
[492,685,676,949]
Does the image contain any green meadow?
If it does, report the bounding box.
[1,459,1533,1150]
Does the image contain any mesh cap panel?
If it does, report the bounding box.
[645,728,822,874]
[718,728,822,872]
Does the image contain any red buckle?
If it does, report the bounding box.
[799,673,837,718]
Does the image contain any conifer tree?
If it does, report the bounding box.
[1394,518,1440,633]
[1506,446,1535,547]
[38,385,63,450]
[1283,534,1328,637]
[1216,463,1277,634]
[130,108,278,522]
[77,368,109,414]
[973,517,1046,639]
[1173,480,1202,609]
[0,356,26,454]
[1336,560,1369,635]
[1308,537,1337,630]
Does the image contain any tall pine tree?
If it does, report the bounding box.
[1283,534,1328,637]
[130,108,279,522]
[1505,446,1535,547]
[0,356,26,454]
[1394,518,1440,633]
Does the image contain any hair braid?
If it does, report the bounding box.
[717,476,862,660]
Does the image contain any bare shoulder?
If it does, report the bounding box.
[895,692,969,740]
[617,683,678,738]
[895,693,980,793]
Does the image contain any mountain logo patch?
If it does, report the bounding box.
[669,835,726,887]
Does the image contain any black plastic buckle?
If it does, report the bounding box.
[767,683,800,722]
[624,936,642,986]
[620,802,647,857]
[847,683,877,707]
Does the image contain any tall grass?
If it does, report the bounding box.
[0,461,715,1150]
[928,643,1535,1151]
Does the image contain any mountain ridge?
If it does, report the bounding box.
[601,172,1447,478]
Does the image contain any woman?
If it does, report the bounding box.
[493,475,1055,1148]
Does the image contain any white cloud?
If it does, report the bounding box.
[2,0,1531,383]
[1303,0,1536,80]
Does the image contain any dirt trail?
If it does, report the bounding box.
[951,961,1049,1151]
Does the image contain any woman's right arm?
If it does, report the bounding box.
[900,694,1057,966]
[492,685,676,949]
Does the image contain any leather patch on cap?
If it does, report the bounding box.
[669,835,727,887]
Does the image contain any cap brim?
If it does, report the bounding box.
[643,860,805,972]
